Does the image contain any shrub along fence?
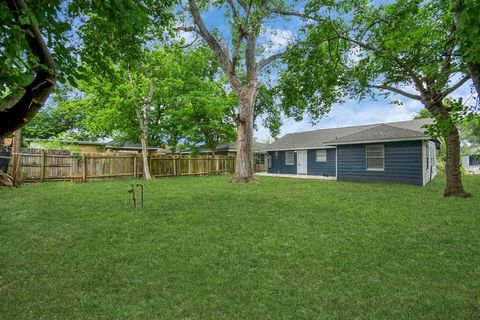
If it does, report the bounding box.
[8,148,236,182]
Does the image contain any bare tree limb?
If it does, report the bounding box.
[245,34,257,83]
[187,0,241,89]
[226,0,239,19]
[237,0,248,10]
[442,74,471,97]
[174,25,197,32]
[371,84,423,100]
[268,8,321,21]
[257,51,286,71]
[177,32,199,48]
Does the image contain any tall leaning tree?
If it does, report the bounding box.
[182,0,313,183]
[279,0,475,197]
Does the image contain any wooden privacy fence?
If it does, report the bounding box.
[9,149,236,182]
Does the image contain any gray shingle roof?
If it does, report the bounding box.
[266,118,433,150]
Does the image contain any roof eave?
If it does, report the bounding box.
[265,146,337,152]
[325,136,431,146]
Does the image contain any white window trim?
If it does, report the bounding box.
[365,144,385,171]
[315,149,327,162]
[285,151,295,165]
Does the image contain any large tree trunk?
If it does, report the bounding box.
[1,0,56,137]
[443,127,470,197]
[11,129,22,187]
[427,100,470,197]
[140,130,152,180]
[232,85,256,183]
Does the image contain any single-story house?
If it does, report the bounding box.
[105,141,168,154]
[265,119,438,186]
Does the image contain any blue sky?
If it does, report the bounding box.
[178,2,476,143]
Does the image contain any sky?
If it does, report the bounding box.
[178,2,477,143]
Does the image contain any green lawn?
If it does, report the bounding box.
[1,175,480,319]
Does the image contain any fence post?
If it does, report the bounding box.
[40,149,46,182]
[69,156,74,182]
[82,154,86,181]
[133,155,137,178]
[177,157,180,176]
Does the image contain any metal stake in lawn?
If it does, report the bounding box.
[128,184,144,208]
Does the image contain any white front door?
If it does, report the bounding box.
[297,150,308,174]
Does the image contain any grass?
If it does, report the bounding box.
[1,175,480,319]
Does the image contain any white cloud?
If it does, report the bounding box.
[260,27,293,57]
[176,30,197,44]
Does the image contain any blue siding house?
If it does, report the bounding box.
[265,119,438,186]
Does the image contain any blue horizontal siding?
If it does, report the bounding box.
[337,141,423,185]
[268,151,297,174]
[307,149,336,177]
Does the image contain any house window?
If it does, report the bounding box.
[366,144,384,170]
[275,151,279,159]
[426,144,430,168]
[316,150,327,162]
[268,155,272,168]
[285,151,294,165]
[429,145,435,168]
[258,154,265,165]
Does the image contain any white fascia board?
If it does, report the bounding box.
[265,146,337,152]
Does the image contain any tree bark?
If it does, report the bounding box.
[443,126,470,197]
[426,101,470,197]
[467,62,480,96]
[231,84,257,183]
[139,129,152,180]
[11,129,22,187]
[1,0,56,137]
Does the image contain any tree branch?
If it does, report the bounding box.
[246,33,257,82]
[268,8,321,21]
[226,0,238,19]
[371,84,423,101]
[257,51,286,71]
[187,0,241,89]
[335,30,427,95]
[443,74,471,97]
[174,25,197,32]
[0,0,57,137]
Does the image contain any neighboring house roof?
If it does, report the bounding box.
[27,139,166,152]
[26,138,107,146]
[182,141,269,154]
[25,138,107,146]
[266,118,434,151]
[106,141,159,151]
[215,141,268,152]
